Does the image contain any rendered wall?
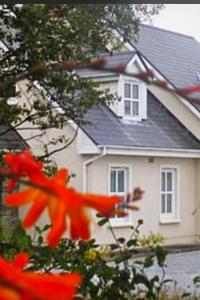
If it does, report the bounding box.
[16,81,200,246]
[86,155,198,245]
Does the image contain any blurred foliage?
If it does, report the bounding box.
[0,4,163,159]
[138,232,164,248]
[0,217,174,300]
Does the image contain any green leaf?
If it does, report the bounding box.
[144,255,154,268]
[19,236,31,250]
[38,236,43,245]
[182,292,191,298]
[96,213,103,218]
[97,218,108,226]
[193,276,200,284]
[155,245,167,267]
[126,239,137,248]
[117,237,126,244]
[35,226,43,234]
[110,244,119,250]
[138,219,144,225]
[151,275,159,283]
[42,224,51,232]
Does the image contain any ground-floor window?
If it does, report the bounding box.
[160,166,178,222]
[109,166,130,221]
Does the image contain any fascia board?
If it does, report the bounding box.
[98,145,200,158]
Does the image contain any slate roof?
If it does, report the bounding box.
[82,91,200,150]
[78,24,200,150]
[79,24,200,111]
[133,24,200,111]
[77,51,134,77]
[0,125,27,150]
[78,24,200,91]
[134,24,200,90]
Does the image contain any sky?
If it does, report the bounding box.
[149,4,200,42]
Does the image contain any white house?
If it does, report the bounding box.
[17,24,200,246]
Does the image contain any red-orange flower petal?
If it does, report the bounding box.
[4,152,120,246]
[80,193,120,217]
[21,272,82,300]
[13,253,29,270]
[47,201,67,247]
[4,150,43,176]
[69,208,91,240]
[23,197,47,228]
[0,253,82,300]
[4,150,43,191]
[177,84,200,95]
[0,287,19,300]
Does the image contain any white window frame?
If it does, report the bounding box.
[116,74,147,120]
[108,164,132,226]
[159,165,180,224]
[124,80,140,118]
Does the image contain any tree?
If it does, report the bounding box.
[0,4,163,158]
[0,4,163,232]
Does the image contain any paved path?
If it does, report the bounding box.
[144,250,200,295]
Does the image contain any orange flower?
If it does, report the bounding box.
[3,150,43,191]
[132,187,144,201]
[0,252,82,300]
[5,168,119,247]
[177,84,200,95]
[125,187,144,203]
[123,187,144,212]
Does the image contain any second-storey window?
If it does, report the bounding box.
[124,81,139,117]
[109,167,129,219]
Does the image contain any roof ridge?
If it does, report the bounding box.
[140,23,195,40]
[99,51,133,57]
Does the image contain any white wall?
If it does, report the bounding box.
[86,155,198,245]
[16,80,200,246]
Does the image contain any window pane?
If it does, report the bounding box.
[161,168,177,218]
[167,194,172,213]
[124,100,131,115]
[132,101,139,116]
[161,172,165,192]
[110,167,129,219]
[124,83,131,98]
[110,170,116,193]
[167,172,172,191]
[114,196,126,218]
[161,194,165,213]
[132,84,139,99]
[118,170,124,193]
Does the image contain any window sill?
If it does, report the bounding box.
[108,220,133,228]
[159,219,181,225]
[122,117,142,124]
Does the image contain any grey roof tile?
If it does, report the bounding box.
[133,24,200,110]
[79,25,200,111]
[79,24,200,150]
[134,24,200,89]
[0,125,27,150]
[82,92,200,150]
[77,51,134,77]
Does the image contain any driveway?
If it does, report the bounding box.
[144,249,200,295]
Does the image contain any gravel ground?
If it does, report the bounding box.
[142,250,200,295]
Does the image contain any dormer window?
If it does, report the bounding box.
[115,75,147,121]
[109,74,147,120]
[124,82,140,117]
